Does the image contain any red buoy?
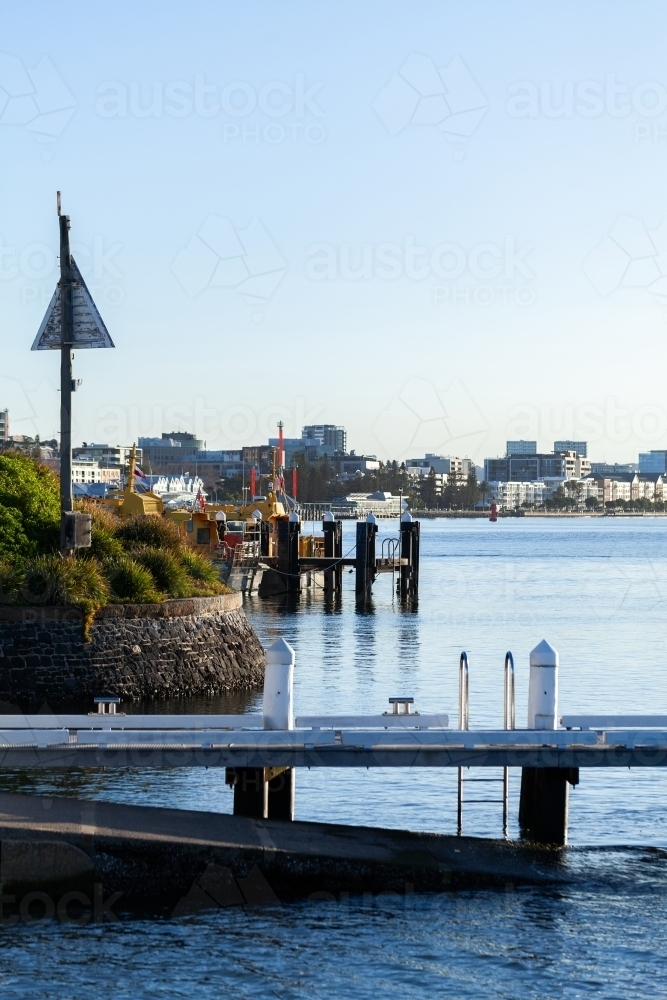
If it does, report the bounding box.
[489,499,498,522]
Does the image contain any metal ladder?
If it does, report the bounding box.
[457,651,515,838]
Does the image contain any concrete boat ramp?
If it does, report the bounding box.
[0,791,570,920]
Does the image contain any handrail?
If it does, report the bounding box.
[457,651,469,835]
[502,651,514,839]
[458,652,469,731]
[504,652,515,731]
[381,537,399,562]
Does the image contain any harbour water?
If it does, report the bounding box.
[1,517,666,998]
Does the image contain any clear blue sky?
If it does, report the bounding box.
[1,1,666,463]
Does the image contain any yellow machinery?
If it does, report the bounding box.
[104,444,164,518]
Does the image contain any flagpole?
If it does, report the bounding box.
[58,192,74,548]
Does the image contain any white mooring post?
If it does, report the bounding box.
[263,638,295,731]
[520,638,576,845]
[527,639,558,730]
[262,637,296,821]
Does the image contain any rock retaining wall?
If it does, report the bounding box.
[0,594,265,708]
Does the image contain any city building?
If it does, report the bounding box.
[484,450,589,483]
[639,451,667,474]
[554,440,587,457]
[487,480,546,509]
[405,454,473,478]
[507,440,537,455]
[0,409,8,442]
[590,462,638,476]
[588,473,663,504]
[302,424,346,454]
[337,454,380,475]
[73,443,142,468]
[71,460,121,485]
[330,491,406,518]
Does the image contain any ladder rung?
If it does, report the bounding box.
[461,777,505,783]
[459,798,506,804]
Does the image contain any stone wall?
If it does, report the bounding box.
[0,594,265,708]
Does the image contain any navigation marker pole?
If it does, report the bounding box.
[58,193,74,524]
[31,193,115,553]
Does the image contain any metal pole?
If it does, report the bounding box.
[58,195,74,539]
[503,651,515,838]
[457,651,469,836]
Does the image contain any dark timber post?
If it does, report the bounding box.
[228,767,267,817]
[355,513,377,600]
[399,512,420,601]
[323,513,343,594]
[267,768,295,820]
[278,513,300,594]
[519,640,575,845]
[58,197,74,551]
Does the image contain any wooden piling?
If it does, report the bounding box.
[399,516,420,600]
[278,517,300,593]
[355,518,377,600]
[518,767,578,845]
[323,517,342,594]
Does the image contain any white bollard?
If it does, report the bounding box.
[528,639,558,730]
[263,638,295,731]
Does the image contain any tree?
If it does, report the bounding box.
[419,468,438,509]
[0,452,60,560]
[584,496,599,510]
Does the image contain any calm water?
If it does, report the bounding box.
[2,517,667,998]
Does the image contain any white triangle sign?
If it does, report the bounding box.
[31,257,115,351]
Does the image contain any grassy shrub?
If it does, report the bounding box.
[18,554,110,639]
[0,453,60,559]
[136,547,191,597]
[0,559,19,605]
[75,499,120,532]
[73,500,125,561]
[106,556,162,604]
[181,550,231,595]
[114,514,182,554]
[89,526,125,561]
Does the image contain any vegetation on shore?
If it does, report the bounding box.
[0,453,231,633]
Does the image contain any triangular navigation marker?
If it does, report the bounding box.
[31,257,114,350]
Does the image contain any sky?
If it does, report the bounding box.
[1,1,667,464]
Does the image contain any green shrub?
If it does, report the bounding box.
[181,550,219,584]
[18,554,110,638]
[106,556,162,604]
[0,506,31,561]
[136,547,190,597]
[89,525,124,561]
[180,550,230,595]
[114,514,182,554]
[0,454,60,559]
[0,559,19,605]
